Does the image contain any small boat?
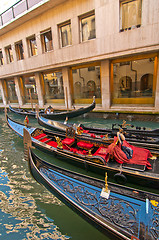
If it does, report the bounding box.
[25,136,159,240]
[38,114,159,139]
[38,115,159,151]
[6,114,159,189]
[9,97,96,120]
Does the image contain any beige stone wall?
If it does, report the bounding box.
[0,0,159,110]
[0,0,158,78]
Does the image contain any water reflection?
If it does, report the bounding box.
[0,113,110,240]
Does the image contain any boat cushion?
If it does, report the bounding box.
[34,133,46,139]
[62,138,75,146]
[77,141,93,149]
[94,147,108,155]
[47,141,58,148]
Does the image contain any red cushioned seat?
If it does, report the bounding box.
[77,141,93,149]
[62,138,75,146]
[34,133,46,139]
[93,147,108,157]
[47,141,58,148]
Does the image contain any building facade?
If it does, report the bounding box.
[0,0,159,111]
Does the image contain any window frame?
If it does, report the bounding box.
[58,20,72,48]
[15,40,24,60]
[79,10,96,43]
[120,0,142,32]
[27,35,38,57]
[110,53,158,105]
[5,45,14,63]
[0,49,4,66]
[40,29,53,53]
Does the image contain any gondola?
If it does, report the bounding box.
[38,113,159,139]
[9,96,96,120]
[38,115,159,150]
[25,139,159,240]
[6,114,159,189]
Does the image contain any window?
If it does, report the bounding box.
[43,71,64,103]
[0,50,4,65]
[111,55,157,105]
[79,11,96,42]
[41,29,53,53]
[15,41,24,60]
[120,0,142,31]
[71,64,101,104]
[6,79,18,103]
[5,45,14,63]
[27,35,37,57]
[22,75,38,104]
[59,21,72,47]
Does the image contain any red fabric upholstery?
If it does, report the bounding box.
[70,148,87,155]
[83,130,89,133]
[105,136,152,169]
[34,133,46,139]
[93,147,108,159]
[62,138,75,146]
[77,141,93,149]
[40,138,50,142]
[47,141,58,148]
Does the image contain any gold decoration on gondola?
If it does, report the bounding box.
[88,149,92,156]
[104,172,109,193]
[55,136,63,149]
[150,200,158,207]
[122,120,131,128]
[76,126,83,135]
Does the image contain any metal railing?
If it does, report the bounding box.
[0,0,43,27]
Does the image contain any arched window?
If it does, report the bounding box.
[140,74,153,96]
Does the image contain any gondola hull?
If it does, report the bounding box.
[28,148,159,240]
[9,97,96,120]
[6,115,159,189]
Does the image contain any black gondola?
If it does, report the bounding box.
[25,135,159,240]
[6,114,159,189]
[38,114,159,139]
[38,115,159,151]
[9,96,96,120]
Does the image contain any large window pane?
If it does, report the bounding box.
[7,79,18,103]
[43,71,64,103]
[41,29,53,53]
[120,0,141,30]
[15,40,24,60]
[27,35,37,56]
[72,66,101,101]
[112,57,155,101]
[23,76,38,104]
[5,45,14,63]
[59,22,72,47]
[80,12,96,42]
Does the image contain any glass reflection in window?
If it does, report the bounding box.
[7,79,18,103]
[23,76,38,103]
[80,13,96,42]
[43,72,64,103]
[113,58,154,99]
[72,66,101,100]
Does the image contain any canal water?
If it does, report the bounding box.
[0,111,159,240]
